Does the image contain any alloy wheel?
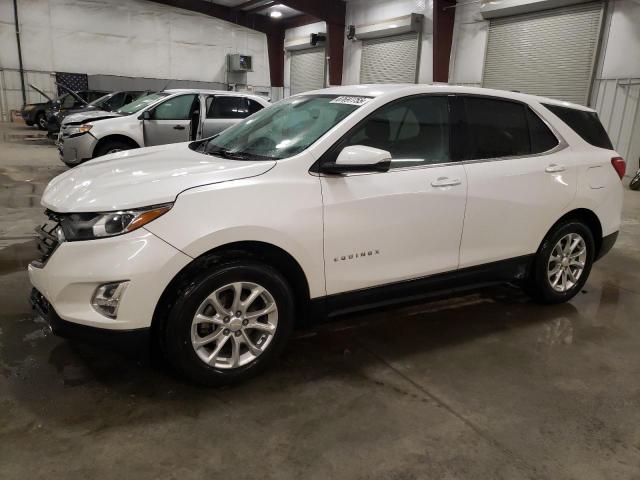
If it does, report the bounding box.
[547,233,587,293]
[190,281,278,369]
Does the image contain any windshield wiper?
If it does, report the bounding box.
[206,147,271,161]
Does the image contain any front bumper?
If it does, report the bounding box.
[28,228,192,331]
[30,288,150,350]
[58,132,97,165]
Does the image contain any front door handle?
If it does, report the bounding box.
[545,163,566,173]
[431,177,462,188]
[173,125,186,130]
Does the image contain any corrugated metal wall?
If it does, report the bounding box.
[290,48,326,95]
[483,2,604,105]
[592,78,640,173]
[360,32,420,84]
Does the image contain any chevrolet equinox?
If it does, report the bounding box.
[29,85,624,385]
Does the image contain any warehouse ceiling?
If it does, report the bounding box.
[208,0,303,18]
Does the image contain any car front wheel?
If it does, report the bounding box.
[163,261,294,386]
[527,221,595,304]
[36,113,47,130]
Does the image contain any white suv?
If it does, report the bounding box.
[29,85,624,385]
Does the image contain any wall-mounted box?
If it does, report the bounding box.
[228,54,253,72]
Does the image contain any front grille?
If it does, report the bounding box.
[32,210,61,268]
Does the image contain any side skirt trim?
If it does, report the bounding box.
[307,255,534,322]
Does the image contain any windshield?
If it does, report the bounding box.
[116,93,169,115]
[193,95,368,160]
[89,93,113,107]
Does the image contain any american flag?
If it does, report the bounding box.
[55,72,88,94]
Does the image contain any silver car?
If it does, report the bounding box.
[57,89,270,167]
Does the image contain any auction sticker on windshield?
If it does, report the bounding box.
[329,96,371,106]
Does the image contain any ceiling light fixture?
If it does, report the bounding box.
[270,10,282,18]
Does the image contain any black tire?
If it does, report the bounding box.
[35,112,47,130]
[163,261,294,386]
[527,221,595,304]
[630,171,640,191]
[93,139,135,158]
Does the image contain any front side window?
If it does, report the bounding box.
[463,97,530,159]
[116,93,169,115]
[207,96,249,119]
[194,95,365,160]
[151,94,198,120]
[341,95,450,168]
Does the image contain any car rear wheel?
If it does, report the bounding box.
[527,221,595,304]
[163,261,294,386]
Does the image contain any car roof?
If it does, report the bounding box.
[303,84,595,112]
[163,89,269,102]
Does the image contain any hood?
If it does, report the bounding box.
[62,110,121,125]
[41,143,276,213]
[28,83,52,102]
[56,83,88,106]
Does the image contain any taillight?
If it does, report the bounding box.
[611,157,626,180]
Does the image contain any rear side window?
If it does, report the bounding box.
[208,96,249,119]
[247,99,264,115]
[543,103,613,150]
[463,97,530,159]
[527,108,559,153]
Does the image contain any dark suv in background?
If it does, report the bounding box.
[21,84,108,131]
[46,90,147,135]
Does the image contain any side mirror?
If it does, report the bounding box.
[320,145,392,174]
[139,110,151,120]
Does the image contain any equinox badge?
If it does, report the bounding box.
[334,250,380,262]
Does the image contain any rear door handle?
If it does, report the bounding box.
[173,125,186,130]
[431,177,462,188]
[545,163,566,173]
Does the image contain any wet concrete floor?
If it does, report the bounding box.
[1,122,640,479]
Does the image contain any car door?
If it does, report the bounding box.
[143,93,199,146]
[456,95,577,268]
[202,96,250,137]
[321,95,468,296]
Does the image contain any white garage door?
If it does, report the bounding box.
[483,2,604,105]
[290,48,325,95]
[360,32,420,84]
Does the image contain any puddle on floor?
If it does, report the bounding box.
[0,131,53,145]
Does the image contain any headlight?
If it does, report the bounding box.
[58,204,172,241]
[66,124,93,136]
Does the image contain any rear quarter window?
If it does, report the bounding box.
[543,103,613,150]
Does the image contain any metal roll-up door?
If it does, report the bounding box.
[360,32,420,84]
[290,48,325,95]
[483,2,604,105]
